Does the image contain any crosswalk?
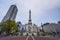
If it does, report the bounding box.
[26,36,35,40]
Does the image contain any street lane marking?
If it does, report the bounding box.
[26,36,29,40]
[31,36,35,40]
[26,36,35,40]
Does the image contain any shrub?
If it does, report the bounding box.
[20,32,23,36]
[37,32,40,36]
[32,33,34,36]
[47,32,53,35]
[26,33,28,36]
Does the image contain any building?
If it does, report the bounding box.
[1,5,18,23]
[43,22,60,33]
[32,24,40,32]
[0,5,18,34]
[0,5,18,32]
[17,22,25,32]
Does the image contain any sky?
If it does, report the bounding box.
[0,0,60,26]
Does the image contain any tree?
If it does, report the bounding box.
[1,20,18,35]
[0,23,2,34]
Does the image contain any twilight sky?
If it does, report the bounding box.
[0,0,60,26]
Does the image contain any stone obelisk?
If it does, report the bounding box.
[28,9,32,33]
[28,10,32,24]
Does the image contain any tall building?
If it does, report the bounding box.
[1,5,18,23]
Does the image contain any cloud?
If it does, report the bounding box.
[0,0,60,26]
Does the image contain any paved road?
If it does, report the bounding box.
[0,36,27,40]
[34,36,60,40]
[0,36,60,40]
